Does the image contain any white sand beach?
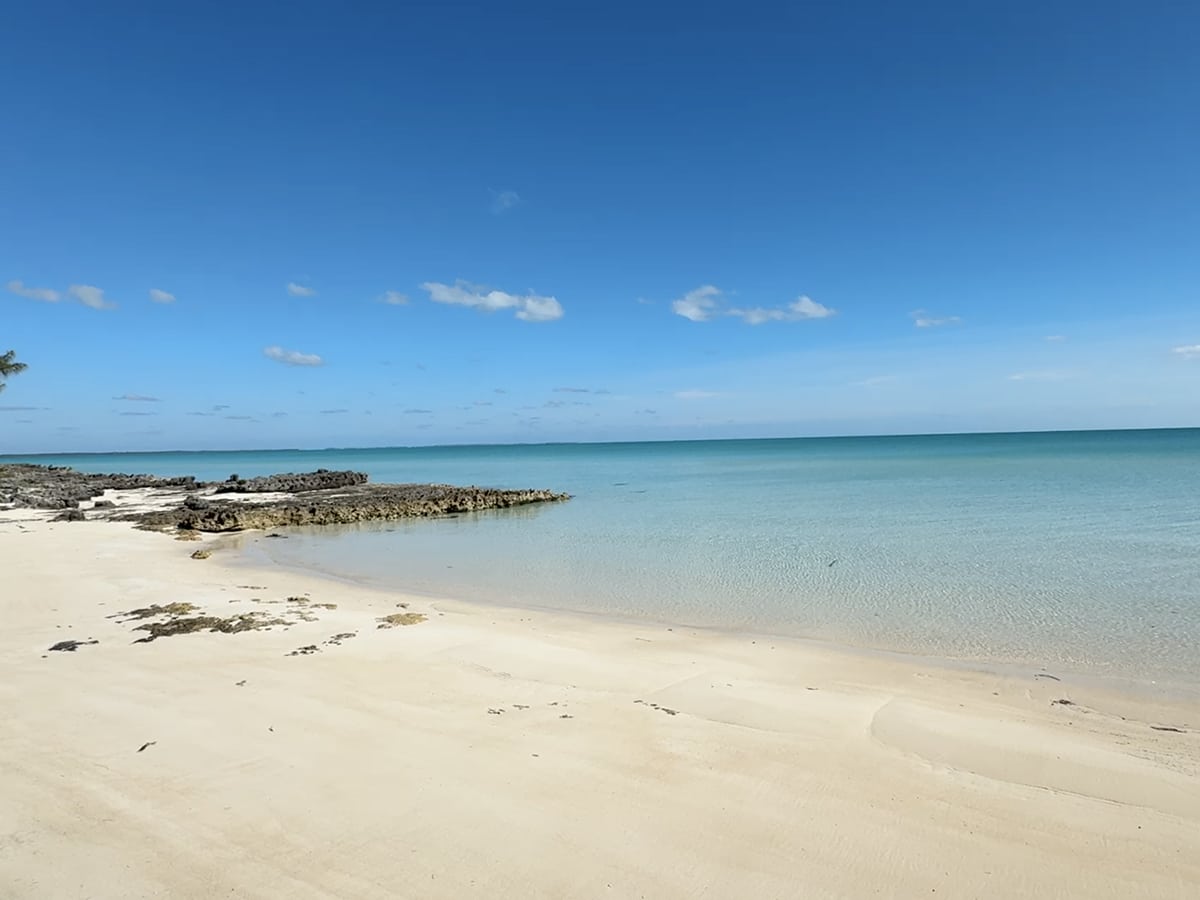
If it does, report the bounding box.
[2,504,1198,899]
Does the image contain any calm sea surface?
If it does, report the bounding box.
[9,429,1200,683]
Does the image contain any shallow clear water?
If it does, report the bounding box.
[9,429,1200,682]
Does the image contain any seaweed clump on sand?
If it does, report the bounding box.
[113,602,287,642]
[377,612,427,628]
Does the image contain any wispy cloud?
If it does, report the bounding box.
[319,409,348,415]
[1171,344,1200,359]
[212,404,230,411]
[671,285,722,322]
[1044,335,1067,343]
[489,189,520,214]
[727,296,835,324]
[118,411,158,417]
[554,386,609,394]
[0,405,47,411]
[1007,370,1077,382]
[68,284,116,310]
[149,288,176,304]
[113,393,160,402]
[225,415,256,421]
[287,282,316,297]
[403,408,433,415]
[674,390,726,400]
[7,279,60,302]
[263,345,324,367]
[380,291,409,305]
[10,279,118,309]
[421,280,564,322]
[186,411,214,417]
[673,286,835,323]
[911,309,961,328]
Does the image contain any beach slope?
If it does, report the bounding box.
[1,511,1197,899]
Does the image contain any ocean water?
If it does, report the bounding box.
[8,429,1200,683]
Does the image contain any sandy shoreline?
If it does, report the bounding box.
[2,506,1198,898]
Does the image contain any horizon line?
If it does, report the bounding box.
[2,424,1197,459]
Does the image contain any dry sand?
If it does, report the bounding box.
[1,501,1198,899]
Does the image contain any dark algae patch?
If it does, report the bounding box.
[377,612,427,628]
[131,612,288,642]
[113,602,286,642]
[48,639,99,652]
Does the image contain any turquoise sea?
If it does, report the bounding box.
[8,429,1200,685]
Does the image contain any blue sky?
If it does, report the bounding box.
[2,0,1198,452]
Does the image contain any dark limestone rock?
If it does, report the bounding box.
[132,483,571,533]
[210,470,368,494]
[0,464,197,510]
[2,462,569,534]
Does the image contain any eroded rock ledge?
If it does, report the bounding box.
[0,463,197,509]
[131,483,569,532]
[1,464,569,532]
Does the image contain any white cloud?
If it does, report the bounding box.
[515,295,564,322]
[728,295,836,324]
[911,310,961,328]
[421,280,564,323]
[673,287,835,324]
[490,189,520,214]
[68,284,116,310]
[7,279,60,302]
[671,285,722,322]
[113,393,160,402]
[674,390,726,400]
[1044,335,1067,343]
[149,288,175,304]
[287,282,316,297]
[1007,370,1076,382]
[1172,345,1200,359]
[263,345,324,367]
[380,291,409,305]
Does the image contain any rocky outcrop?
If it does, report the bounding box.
[211,469,367,494]
[2,463,569,533]
[129,483,570,532]
[0,464,197,509]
